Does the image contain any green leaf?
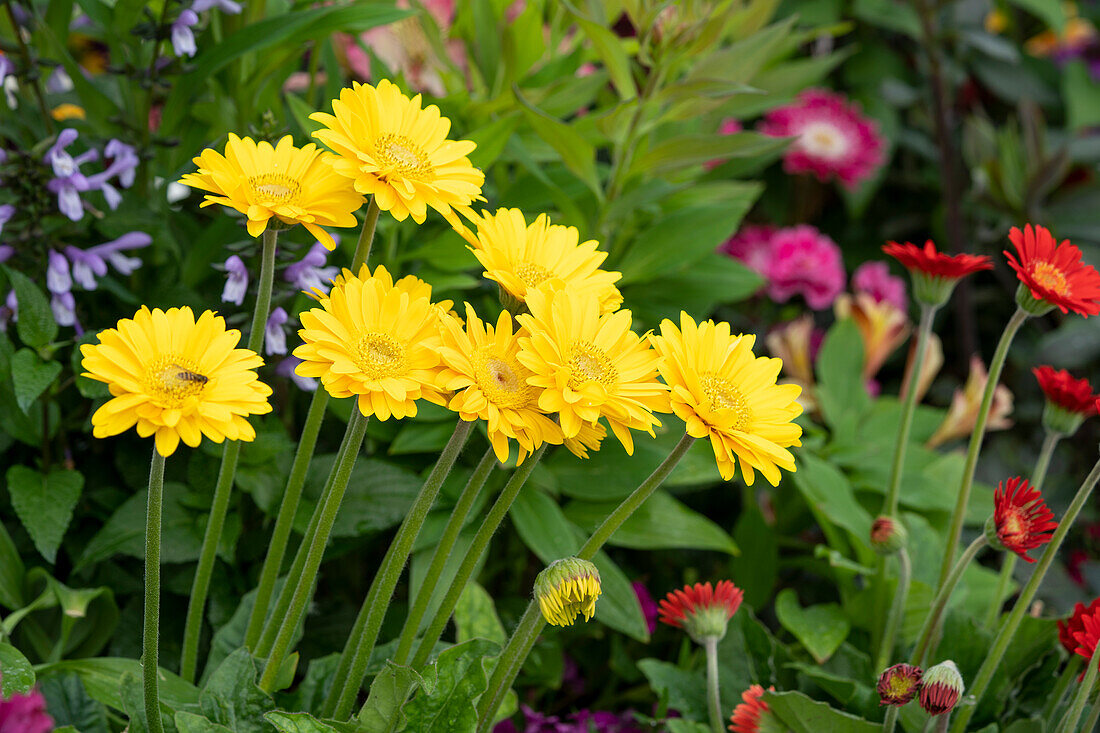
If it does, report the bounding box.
[175,711,235,732]
[299,457,423,539]
[1064,60,1100,132]
[119,672,173,733]
[357,662,425,733]
[1007,0,1067,30]
[563,490,739,555]
[200,649,274,733]
[466,115,519,170]
[730,497,778,607]
[0,642,35,695]
[762,690,879,733]
[454,582,506,645]
[35,658,199,713]
[791,453,873,544]
[774,589,850,664]
[636,659,708,722]
[38,674,110,733]
[667,721,711,733]
[513,86,602,198]
[0,519,25,609]
[266,712,353,732]
[5,466,82,563]
[402,638,500,733]
[633,132,788,177]
[563,1,635,100]
[10,349,61,413]
[2,266,58,348]
[814,320,869,429]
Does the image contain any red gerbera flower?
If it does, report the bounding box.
[728,685,775,733]
[883,240,993,280]
[658,581,744,642]
[1072,604,1100,669]
[1033,366,1099,415]
[1058,598,1100,654]
[1005,224,1100,316]
[991,477,1058,562]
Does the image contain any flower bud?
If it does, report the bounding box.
[870,516,908,555]
[534,557,601,627]
[657,580,744,643]
[877,663,923,706]
[1015,282,1054,317]
[919,660,964,715]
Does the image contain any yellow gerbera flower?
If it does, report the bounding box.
[437,304,563,464]
[178,134,363,250]
[516,288,668,455]
[650,312,803,486]
[563,419,607,459]
[80,306,273,457]
[458,208,623,312]
[310,79,485,224]
[534,557,602,627]
[293,264,446,420]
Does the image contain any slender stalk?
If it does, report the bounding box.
[1042,656,1082,722]
[143,449,167,733]
[392,446,499,664]
[983,430,1062,628]
[179,228,278,682]
[885,304,936,516]
[475,434,696,731]
[704,636,723,733]
[405,446,550,673]
[1079,687,1100,733]
[1059,645,1100,733]
[3,1,53,135]
[951,456,1100,732]
[325,419,476,718]
[938,308,1028,587]
[259,411,370,692]
[912,536,987,667]
[352,198,381,266]
[933,715,950,733]
[875,548,912,673]
[882,707,899,733]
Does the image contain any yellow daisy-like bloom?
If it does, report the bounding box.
[459,208,623,312]
[534,557,602,627]
[438,304,563,464]
[179,134,363,250]
[80,307,273,457]
[563,420,607,459]
[293,264,446,420]
[516,288,668,455]
[310,79,485,224]
[650,312,803,486]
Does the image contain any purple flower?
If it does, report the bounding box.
[222,254,248,305]
[0,687,54,733]
[51,290,78,330]
[852,261,907,313]
[65,232,152,290]
[46,250,72,294]
[0,246,12,264]
[0,290,15,331]
[632,581,658,635]
[86,140,139,208]
[171,10,200,58]
[46,129,98,221]
[193,0,243,13]
[0,204,13,237]
[285,240,339,292]
[276,356,317,392]
[0,55,12,86]
[46,67,72,93]
[265,307,288,355]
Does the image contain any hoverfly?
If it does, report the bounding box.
[171,364,209,386]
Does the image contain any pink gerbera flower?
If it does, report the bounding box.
[765,225,846,310]
[760,89,885,189]
[719,224,776,276]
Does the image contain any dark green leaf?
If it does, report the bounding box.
[774,589,850,664]
[636,659,708,721]
[5,466,82,563]
[175,711,235,732]
[762,690,878,733]
[38,673,109,733]
[200,649,274,733]
[791,453,873,543]
[357,662,425,732]
[815,320,869,428]
[266,712,346,732]
[10,349,61,413]
[0,642,35,695]
[563,2,635,100]
[633,133,789,177]
[454,582,506,645]
[513,87,602,197]
[2,266,58,349]
[0,518,25,609]
[35,658,199,713]
[730,497,778,608]
[402,638,500,733]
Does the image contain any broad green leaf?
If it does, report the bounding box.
[298,457,423,538]
[633,132,789,177]
[791,453,873,543]
[0,519,24,609]
[2,266,58,349]
[36,658,199,714]
[6,466,82,563]
[636,659,708,721]
[730,497,778,607]
[563,490,739,555]
[357,662,425,733]
[762,690,878,733]
[454,582,506,645]
[402,638,500,733]
[1064,61,1100,132]
[1007,0,1066,30]
[0,642,35,695]
[774,589,850,664]
[564,1,635,100]
[119,672,174,733]
[175,711,235,732]
[200,649,274,733]
[814,319,870,429]
[718,606,784,704]
[667,721,711,733]
[38,674,109,733]
[466,115,519,170]
[513,87,602,198]
[266,712,346,733]
[10,349,61,413]
[623,254,764,326]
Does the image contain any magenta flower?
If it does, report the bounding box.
[760,89,885,189]
[0,687,54,733]
[632,581,659,635]
[765,225,845,310]
[719,224,776,277]
[852,261,907,312]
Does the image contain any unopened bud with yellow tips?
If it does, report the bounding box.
[534,557,601,627]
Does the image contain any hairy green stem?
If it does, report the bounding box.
[938,308,1028,587]
[951,455,1100,732]
[1079,687,1100,733]
[885,304,937,516]
[179,228,278,682]
[882,707,899,733]
[258,411,370,692]
[875,548,912,673]
[326,419,475,718]
[913,536,986,667]
[392,446,498,665]
[1059,644,1100,733]
[475,434,696,731]
[704,636,723,733]
[143,449,167,733]
[1042,656,1082,722]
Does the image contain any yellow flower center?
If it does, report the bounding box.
[999,511,1026,542]
[701,374,752,430]
[145,356,208,408]
[566,342,618,391]
[799,121,849,160]
[248,173,302,205]
[354,332,408,379]
[473,347,532,409]
[515,261,554,288]
[1031,261,1069,295]
[374,133,434,180]
[888,675,915,697]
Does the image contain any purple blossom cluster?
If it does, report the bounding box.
[494,705,647,733]
[170,0,243,57]
[46,129,139,221]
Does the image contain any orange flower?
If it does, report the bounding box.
[834,293,910,381]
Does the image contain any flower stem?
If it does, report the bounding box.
[325,418,475,719]
[3,2,53,136]
[392,446,498,665]
[1079,686,1100,733]
[882,707,899,733]
[475,434,696,731]
[258,410,370,692]
[244,201,379,649]
[405,445,550,673]
[179,228,278,683]
[950,455,1100,732]
[1042,656,1082,722]
[1058,644,1100,733]
[983,429,1061,628]
[704,636,724,733]
[937,308,1028,588]
[912,535,987,667]
[875,547,912,673]
[143,448,167,733]
[885,304,937,517]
